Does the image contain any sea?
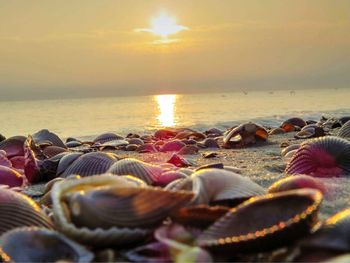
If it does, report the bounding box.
[1,88,349,140]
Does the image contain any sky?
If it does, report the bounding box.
[0,0,349,100]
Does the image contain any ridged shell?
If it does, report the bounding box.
[171,169,266,206]
[108,158,164,185]
[66,185,193,229]
[197,189,322,253]
[268,175,326,194]
[0,165,24,187]
[281,144,300,157]
[160,140,186,152]
[127,138,144,146]
[285,136,350,177]
[338,120,350,139]
[52,175,154,246]
[93,133,124,144]
[299,208,350,252]
[0,188,53,235]
[61,152,116,178]
[42,146,68,158]
[0,227,93,262]
[56,152,83,176]
[32,129,66,148]
[0,136,26,158]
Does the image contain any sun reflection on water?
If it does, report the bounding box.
[155,94,177,127]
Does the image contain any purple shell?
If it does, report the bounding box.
[61,152,117,178]
[0,165,24,187]
[0,136,26,158]
[160,140,186,152]
[32,129,66,148]
[286,136,350,177]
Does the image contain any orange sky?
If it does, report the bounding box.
[0,0,349,99]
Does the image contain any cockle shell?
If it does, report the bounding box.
[0,136,26,158]
[32,129,66,148]
[51,175,184,246]
[197,189,322,253]
[42,145,68,158]
[127,138,144,145]
[268,175,326,194]
[0,227,93,262]
[93,132,124,144]
[0,188,53,235]
[61,152,117,178]
[0,165,25,187]
[285,136,350,177]
[281,117,307,132]
[65,184,193,229]
[169,169,266,206]
[108,158,164,185]
[281,144,300,157]
[56,152,83,176]
[338,120,350,139]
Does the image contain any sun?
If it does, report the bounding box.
[135,12,188,38]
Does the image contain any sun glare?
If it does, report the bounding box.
[155,94,177,127]
[136,12,188,38]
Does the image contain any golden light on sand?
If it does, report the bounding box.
[155,94,177,127]
[135,12,188,38]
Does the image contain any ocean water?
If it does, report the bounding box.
[1,88,349,139]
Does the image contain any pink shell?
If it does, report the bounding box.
[0,165,25,187]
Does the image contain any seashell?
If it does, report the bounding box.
[0,227,93,262]
[200,138,220,148]
[66,137,79,143]
[281,117,307,132]
[295,124,325,139]
[61,152,116,178]
[195,163,224,171]
[126,144,139,151]
[205,128,223,137]
[126,133,140,138]
[173,169,266,206]
[0,188,53,235]
[0,152,12,167]
[285,136,350,177]
[269,128,286,135]
[154,129,177,139]
[127,138,144,146]
[51,175,187,246]
[160,140,186,152]
[65,185,193,229]
[0,165,25,187]
[203,152,218,158]
[66,141,83,148]
[42,145,68,158]
[32,129,66,148]
[297,208,350,261]
[9,155,25,169]
[93,132,124,144]
[56,152,83,176]
[98,139,129,148]
[177,145,199,155]
[281,144,300,156]
[223,122,268,148]
[108,158,163,185]
[0,136,26,158]
[338,120,350,139]
[137,143,158,153]
[197,189,322,253]
[155,171,187,187]
[167,153,193,167]
[123,242,172,263]
[268,175,326,194]
[171,205,229,229]
[340,116,350,125]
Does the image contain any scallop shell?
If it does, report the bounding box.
[0,227,93,262]
[268,175,326,194]
[197,189,322,253]
[52,175,163,246]
[108,158,164,185]
[0,136,26,158]
[338,120,350,139]
[56,152,83,176]
[42,146,68,158]
[0,165,25,187]
[93,132,124,144]
[32,129,66,148]
[171,169,266,206]
[61,152,116,178]
[65,184,193,229]
[285,136,350,177]
[0,188,53,235]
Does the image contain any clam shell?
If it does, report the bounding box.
[127,138,144,146]
[0,227,93,262]
[51,175,154,246]
[338,120,350,139]
[108,158,163,185]
[0,136,26,158]
[197,189,322,253]
[93,133,124,144]
[66,184,193,229]
[269,128,286,135]
[285,136,350,177]
[177,145,199,155]
[0,188,53,235]
[201,138,219,148]
[56,152,83,176]
[32,129,66,148]
[223,122,268,147]
[281,117,307,132]
[160,140,186,152]
[61,152,116,178]
[0,165,25,187]
[137,143,158,153]
[268,175,326,194]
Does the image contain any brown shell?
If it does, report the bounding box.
[0,227,93,262]
[61,152,116,178]
[197,189,322,253]
[268,175,326,194]
[281,118,307,132]
[32,129,66,148]
[269,128,286,135]
[0,136,26,158]
[338,120,350,139]
[93,133,124,144]
[42,146,68,158]
[0,188,53,235]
